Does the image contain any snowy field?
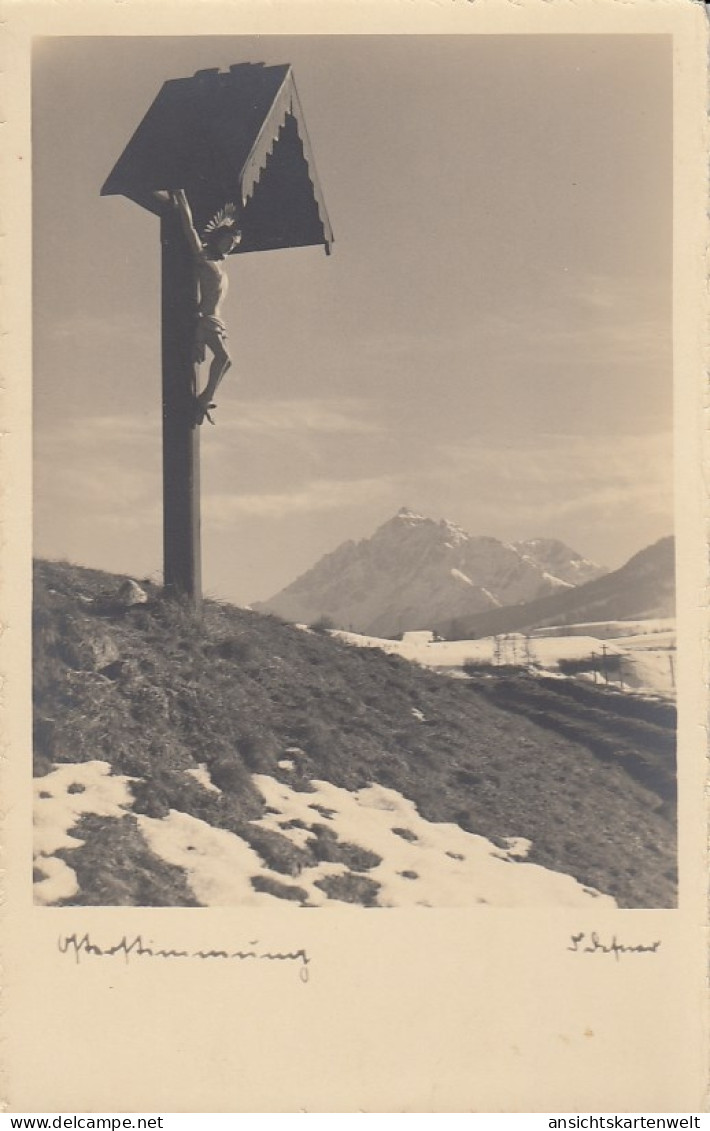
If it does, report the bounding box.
[333,618,676,699]
[532,618,675,640]
[33,760,616,910]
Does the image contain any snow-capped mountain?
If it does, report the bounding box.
[434,536,675,640]
[512,538,606,588]
[254,508,607,637]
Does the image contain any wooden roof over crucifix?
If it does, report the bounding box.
[101,63,334,255]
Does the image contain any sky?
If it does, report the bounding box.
[32,34,673,606]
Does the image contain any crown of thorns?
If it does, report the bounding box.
[202,203,241,239]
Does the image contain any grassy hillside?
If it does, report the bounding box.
[33,559,676,908]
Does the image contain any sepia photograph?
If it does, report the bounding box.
[31,33,678,912]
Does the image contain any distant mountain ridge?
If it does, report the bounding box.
[254,508,608,637]
[434,536,675,639]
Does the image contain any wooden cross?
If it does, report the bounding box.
[102,64,333,610]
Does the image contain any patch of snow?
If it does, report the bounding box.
[396,507,427,524]
[439,519,469,545]
[278,760,296,771]
[614,631,675,650]
[185,765,222,793]
[411,708,427,722]
[528,636,623,664]
[480,588,502,607]
[450,568,474,586]
[334,624,675,699]
[532,618,674,641]
[540,571,574,590]
[249,777,615,909]
[34,854,82,904]
[35,762,616,909]
[612,650,676,697]
[33,761,135,905]
[137,810,278,907]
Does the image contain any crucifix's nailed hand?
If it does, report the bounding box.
[170,189,242,426]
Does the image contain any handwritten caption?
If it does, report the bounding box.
[568,932,661,961]
[58,932,311,982]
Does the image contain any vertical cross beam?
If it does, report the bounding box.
[160,209,202,611]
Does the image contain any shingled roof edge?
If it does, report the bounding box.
[101,63,334,252]
[238,67,334,253]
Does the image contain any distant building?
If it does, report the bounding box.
[401,630,435,645]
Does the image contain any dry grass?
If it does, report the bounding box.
[33,559,677,907]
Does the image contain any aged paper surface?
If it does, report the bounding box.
[2,0,708,1114]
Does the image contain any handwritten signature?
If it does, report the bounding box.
[58,932,311,982]
[568,932,661,961]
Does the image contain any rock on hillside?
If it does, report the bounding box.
[254,508,606,637]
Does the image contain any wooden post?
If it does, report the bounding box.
[160,210,202,611]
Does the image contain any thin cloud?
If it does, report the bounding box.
[35,414,160,449]
[211,398,384,438]
[34,416,162,527]
[34,457,160,514]
[463,271,670,369]
[418,431,673,533]
[203,475,397,525]
[444,430,672,485]
[42,315,156,349]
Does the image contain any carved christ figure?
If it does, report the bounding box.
[171,189,242,424]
